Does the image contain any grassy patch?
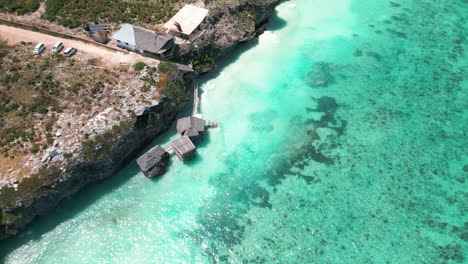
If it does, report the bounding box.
[133,61,147,71]
[82,119,133,161]
[0,0,40,15]
[188,46,220,72]
[0,41,120,170]
[43,0,194,28]
[156,62,188,103]
[0,165,59,211]
[0,186,17,209]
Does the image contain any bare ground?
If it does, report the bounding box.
[0,25,159,68]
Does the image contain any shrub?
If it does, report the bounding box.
[43,0,179,28]
[30,144,40,154]
[157,62,177,73]
[133,62,147,71]
[81,120,132,161]
[0,50,8,59]
[0,186,17,208]
[189,46,220,71]
[45,120,54,131]
[157,67,188,103]
[0,0,40,15]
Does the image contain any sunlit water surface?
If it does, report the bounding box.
[1,0,467,263]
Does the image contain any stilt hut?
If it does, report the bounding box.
[176,116,205,140]
[172,136,196,161]
[136,145,170,178]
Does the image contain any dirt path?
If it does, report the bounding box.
[0,24,159,68]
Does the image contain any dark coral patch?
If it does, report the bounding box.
[353,49,363,57]
[438,244,465,263]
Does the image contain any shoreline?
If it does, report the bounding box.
[0,0,282,241]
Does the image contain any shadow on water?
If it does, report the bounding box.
[0,6,288,261]
[0,90,215,260]
[267,10,287,31]
[0,162,141,260]
[0,129,178,261]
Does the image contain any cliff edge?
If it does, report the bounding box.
[0,0,281,240]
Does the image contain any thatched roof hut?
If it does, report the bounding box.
[172,136,196,161]
[176,116,205,139]
[136,145,169,178]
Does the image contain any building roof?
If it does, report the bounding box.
[133,27,174,54]
[112,24,174,54]
[184,128,199,137]
[172,136,196,156]
[164,5,209,36]
[176,116,205,135]
[111,24,135,46]
[136,145,167,171]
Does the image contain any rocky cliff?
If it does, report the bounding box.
[181,0,282,72]
[0,98,184,240]
[0,0,282,241]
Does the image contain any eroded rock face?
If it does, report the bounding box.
[181,0,282,73]
[0,98,184,240]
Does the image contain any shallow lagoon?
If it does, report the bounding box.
[1,0,467,263]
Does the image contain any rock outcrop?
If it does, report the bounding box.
[0,98,183,240]
[181,0,282,73]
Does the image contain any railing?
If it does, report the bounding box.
[204,119,218,128]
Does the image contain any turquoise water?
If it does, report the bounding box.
[1,0,467,263]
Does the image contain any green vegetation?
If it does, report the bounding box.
[188,46,220,71]
[0,165,59,210]
[0,42,61,157]
[0,164,60,234]
[133,61,147,71]
[156,62,188,103]
[157,61,176,73]
[82,119,133,161]
[0,186,17,209]
[43,0,194,28]
[0,211,22,225]
[0,41,118,159]
[0,0,40,15]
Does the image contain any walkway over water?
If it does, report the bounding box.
[192,84,200,116]
[140,83,218,166]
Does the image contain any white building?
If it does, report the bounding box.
[112,24,175,58]
[164,5,209,38]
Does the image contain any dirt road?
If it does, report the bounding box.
[0,24,159,68]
